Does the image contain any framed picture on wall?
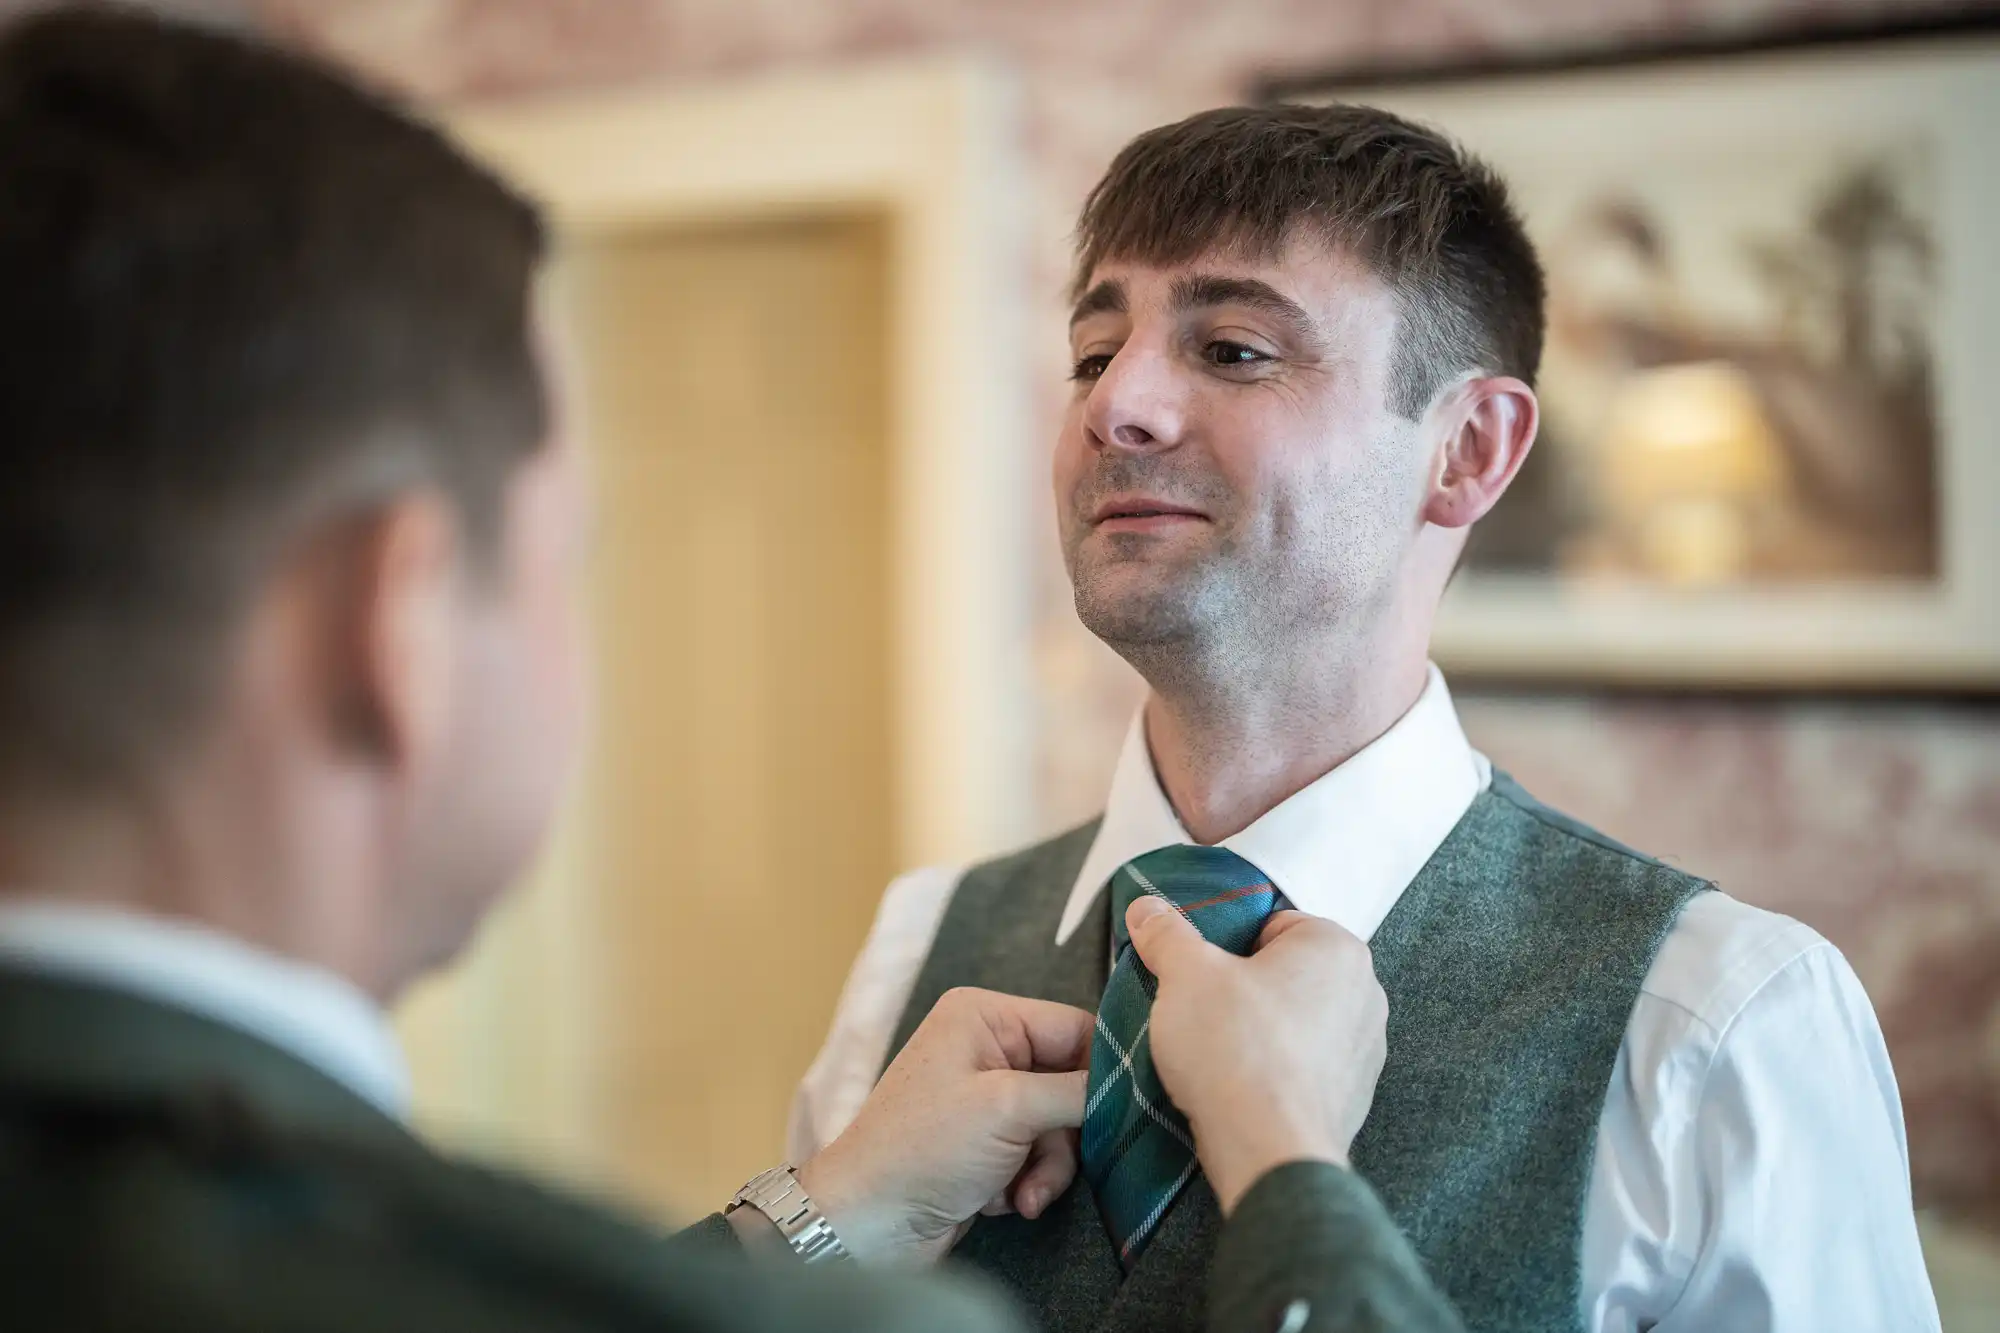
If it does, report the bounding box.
[1267,15,2000,690]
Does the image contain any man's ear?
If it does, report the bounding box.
[1420,376,1539,530]
[338,493,463,773]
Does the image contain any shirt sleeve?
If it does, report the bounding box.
[785,863,964,1163]
[1582,895,1941,1332]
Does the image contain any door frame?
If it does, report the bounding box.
[453,57,1035,872]
[401,59,1037,1180]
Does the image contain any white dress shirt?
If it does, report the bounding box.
[791,667,1941,1332]
[0,899,410,1118]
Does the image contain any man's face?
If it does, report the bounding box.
[393,350,593,985]
[1056,236,1432,660]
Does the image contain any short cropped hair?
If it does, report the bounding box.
[0,8,547,794]
[1073,103,1545,419]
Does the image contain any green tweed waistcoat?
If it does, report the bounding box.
[884,771,1708,1333]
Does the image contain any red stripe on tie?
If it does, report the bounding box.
[1177,883,1274,914]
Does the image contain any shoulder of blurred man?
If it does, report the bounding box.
[0,966,1020,1333]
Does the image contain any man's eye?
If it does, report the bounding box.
[1070,354,1113,383]
[1204,341,1270,368]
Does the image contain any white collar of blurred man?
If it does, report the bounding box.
[0,898,410,1116]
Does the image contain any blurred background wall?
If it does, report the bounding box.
[23,0,1998,1318]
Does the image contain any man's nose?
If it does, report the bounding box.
[1083,346,1187,455]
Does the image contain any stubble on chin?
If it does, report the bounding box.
[1067,533,1237,661]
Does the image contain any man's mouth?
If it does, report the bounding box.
[1089,496,1208,532]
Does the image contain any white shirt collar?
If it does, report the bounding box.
[1057,664,1492,947]
[0,901,410,1119]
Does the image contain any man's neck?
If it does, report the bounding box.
[0,780,397,1001]
[1140,645,1431,845]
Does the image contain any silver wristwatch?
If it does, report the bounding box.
[726,1165,850,1264]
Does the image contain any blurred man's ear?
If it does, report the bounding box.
[1420,376,1539,531]
[331,494,463,778]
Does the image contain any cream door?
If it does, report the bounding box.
[401,214,897,1223]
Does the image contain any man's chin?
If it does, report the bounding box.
[379,876,510,1002]
[1072,577,1204,649]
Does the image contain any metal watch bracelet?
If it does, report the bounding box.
[726,1165,851,1264]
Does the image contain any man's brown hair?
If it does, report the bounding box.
[1073,103,1545,420]
[0,7,547,794]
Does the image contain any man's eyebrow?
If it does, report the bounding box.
[1069,278,1127,327]
[1168,274,1324,350]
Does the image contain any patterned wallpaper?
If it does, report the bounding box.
[55,0,2000,1235]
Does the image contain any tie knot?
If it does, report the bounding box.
[1109,844,1282,957]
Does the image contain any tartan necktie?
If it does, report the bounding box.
[1081,844,1288,1269]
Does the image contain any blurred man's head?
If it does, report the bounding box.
[1057,105,1543,687]
[0,9,586,994]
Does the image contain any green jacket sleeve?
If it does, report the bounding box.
[674,1211,741,1250]
[1208,1162,1465,1333]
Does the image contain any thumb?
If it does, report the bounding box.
[1125,895,1218,980]
[1254,908,1316,950]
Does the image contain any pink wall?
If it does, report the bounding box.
[92,0,2000,1230]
